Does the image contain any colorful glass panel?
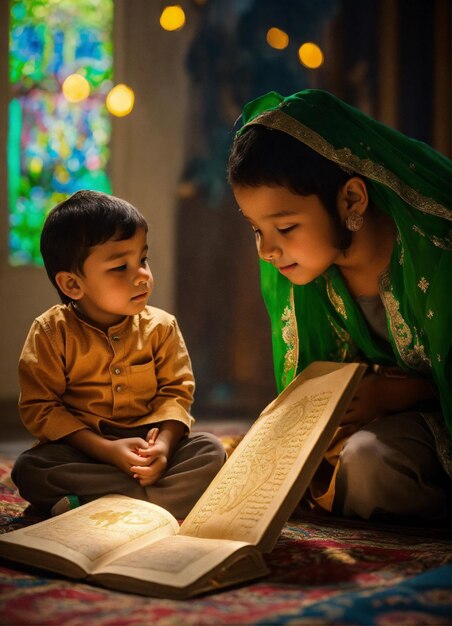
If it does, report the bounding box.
[8,0,113,265]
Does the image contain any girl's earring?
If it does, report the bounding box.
[345,211,364,232]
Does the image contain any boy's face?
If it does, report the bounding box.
[234,184,343,285]
[72,227,153,329]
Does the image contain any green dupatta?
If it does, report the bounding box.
[237,90,452,435]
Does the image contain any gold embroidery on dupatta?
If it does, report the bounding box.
[395,233,404,265]
[379,269,431,373]
[418,277,430,293]
[412,225,452,251]
[410,339,432,370]
[281,286,298,375]
[327,315,358,361]
[246,111,451,222]
[431,232,452,250]
[326,277,347,319]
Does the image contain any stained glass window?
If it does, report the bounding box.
[8,0,113,265]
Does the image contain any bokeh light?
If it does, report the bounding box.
[62,74,91,103]
[298,42,324,69]
[106,83,135,117]
[266,27,289,50]
[160,5,186,31]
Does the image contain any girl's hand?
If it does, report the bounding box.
[341,373,436,426]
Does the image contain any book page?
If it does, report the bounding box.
[0,495,179,574]
[95,535,256,589]
[181,362,364,547]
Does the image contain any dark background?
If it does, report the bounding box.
[174,0,451,418]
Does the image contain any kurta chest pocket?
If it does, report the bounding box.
[128,360,157,394]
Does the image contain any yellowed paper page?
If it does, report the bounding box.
[181,362,364,546]
[0,495,179,574]
[96,535,253,589]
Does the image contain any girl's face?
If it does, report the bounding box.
[234,184,343,285]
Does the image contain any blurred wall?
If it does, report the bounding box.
[173,0,451,418]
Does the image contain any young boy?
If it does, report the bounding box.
[12,190,226,518]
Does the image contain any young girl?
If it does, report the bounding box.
[228,89,451,522]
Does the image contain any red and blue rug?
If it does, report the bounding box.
[0,455,451,625]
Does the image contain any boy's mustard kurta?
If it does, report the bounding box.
[18,304,195,442]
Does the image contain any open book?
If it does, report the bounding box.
[0,361,365,599]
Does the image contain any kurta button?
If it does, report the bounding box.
[114,368,121,375]
[112,335,120,341]
[116,385,122,392]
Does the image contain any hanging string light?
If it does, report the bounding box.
[298,42,324,69]
[160,5,186,31]
[106,83,135,117]
[62,73,91,102]
[266,27,289,50]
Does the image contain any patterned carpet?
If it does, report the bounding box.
[0,454,451,626]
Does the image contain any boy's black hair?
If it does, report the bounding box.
[40,190,148,304]
[228,125,362,250]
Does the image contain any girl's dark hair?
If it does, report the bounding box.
[40,190,148,304]
[228,125,359,249]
